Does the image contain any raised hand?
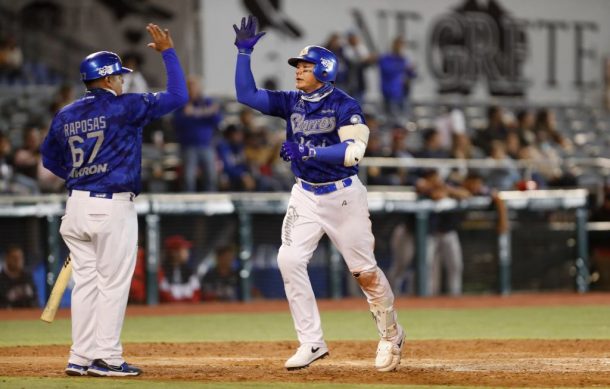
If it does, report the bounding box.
[233,16,266,54]
[146,23,173,52]
[280,141,313,161]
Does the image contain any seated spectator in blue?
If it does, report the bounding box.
[378,36,417,122]
[486,140,520,191]
[173,75,222,192]
[158,235,201,303]
[217,124,257,191]
[201,245,240,302]
[0,245,37,308]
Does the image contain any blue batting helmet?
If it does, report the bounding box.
[288,45,338,83]
[79,51,132,82]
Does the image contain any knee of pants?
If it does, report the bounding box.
[277,244,305,277]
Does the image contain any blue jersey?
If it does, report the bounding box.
[267,88,363,183]
[235,53,363,183]
[41,49,187,195]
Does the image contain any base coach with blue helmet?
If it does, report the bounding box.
[233,16,405,372]
[40,24,187,377]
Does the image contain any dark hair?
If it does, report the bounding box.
[422,128,438,143]
[5,244,22,255]
[516,109,530,123]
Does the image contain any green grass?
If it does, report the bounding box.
[0,377,596,389]
[1,305,609,346]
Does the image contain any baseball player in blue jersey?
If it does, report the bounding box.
[233,16,405,372]
[40,24,187,377]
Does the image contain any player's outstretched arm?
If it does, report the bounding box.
[145,23,188,116]
[234,16,271,113]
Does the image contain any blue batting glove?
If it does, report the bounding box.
[233,16,266,54]
[280,141,315,161]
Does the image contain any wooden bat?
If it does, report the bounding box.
[40,256,72,323]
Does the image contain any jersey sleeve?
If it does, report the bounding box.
[336,97,366,127]
[126,48,188,126]
[235,52,297,118]
[266,90,300,118]
[40,115,69,180]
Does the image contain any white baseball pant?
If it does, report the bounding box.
[277,176,398,347]
[60,189,138,366]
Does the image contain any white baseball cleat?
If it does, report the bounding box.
[285,344,329,370]
[375,328,405,372]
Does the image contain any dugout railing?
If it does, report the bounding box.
[0,187,590,305]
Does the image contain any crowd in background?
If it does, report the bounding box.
[0,30,588,197]
[0,29,609,306]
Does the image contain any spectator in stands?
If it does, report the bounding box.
[378,36,417,122]
[173,75,222,192]
[0,36,23,83]
[49,84,76,115]
[435,106,467,153]
[0,132,37,194]
[486,140,521,191]
[244,125,286,191]
[451,132,484,160]
[13,127,41,180]
[0,132,14,193]
[385,123,416,185]
[323,32,348,89]
[0,245,37,308]
[364,128,386,186]
[475,105,509,155]
[121,52,149,93]
[461,171,509,235]
[535,108,572,155]
[416,169,469,296]
[516,145,550,189]
[158,235,201,303]
[515,109,537,147]
[533,109,577,187]
[201,245,240,302]
[417,128,450,159]
[343,31,376,103]
[505,129,522,160]
[217,124,256,191]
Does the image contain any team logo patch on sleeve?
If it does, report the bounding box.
[350,115,363,124]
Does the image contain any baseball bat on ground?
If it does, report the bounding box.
[40,256,72,323]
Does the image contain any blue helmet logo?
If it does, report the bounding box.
[288,45,338,83]
[79,51,133,82]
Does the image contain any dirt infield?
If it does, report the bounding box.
[1,293,609,386]
[1,340,609,387]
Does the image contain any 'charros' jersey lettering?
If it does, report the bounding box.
[290,113,336,135]
[63,116,107,136]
